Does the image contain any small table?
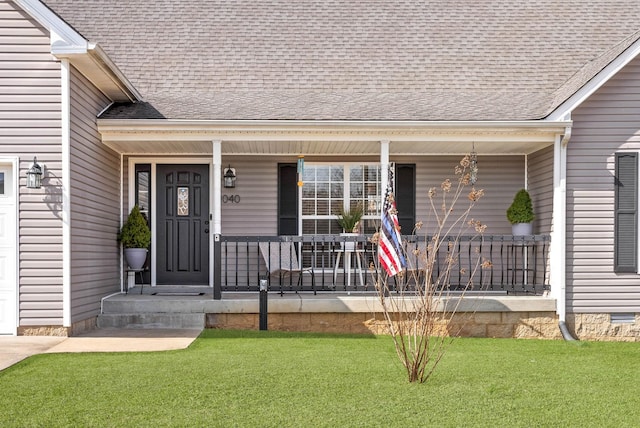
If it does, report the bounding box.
[333,247,365,287]
[125,269,146,294]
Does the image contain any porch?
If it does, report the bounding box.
[107,120,567,329]
[102,233,558,338]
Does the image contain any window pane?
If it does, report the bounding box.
[331,166,344,181]
[365,165,379,180]
[317,220,331,234]
[317,183,329,198]
[362,218,378,235]
[350,182,363,199]
[302,183,315,198]
[366,197,381,215]
[177,187,189,216]
[138,173,149,211]
[302,219,316,235]
[350,165,363,181]
[316,166,330,181]
[0,172,4,195]
[331,199,343,215]
[302,200,315,215]
[317,199,329,215]
[331,182,343,198]
[135,165,151,224]
[303,165,315,182]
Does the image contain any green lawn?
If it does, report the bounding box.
[1,330,640,427]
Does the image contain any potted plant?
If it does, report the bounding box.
[118,205,151,270]
[506,189,535,235]
[337,204,363,250]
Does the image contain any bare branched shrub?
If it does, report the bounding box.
[372,155,488,383]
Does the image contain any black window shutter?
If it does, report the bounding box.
[395,164,416,235]
[278,163,298,235]
[615,153,638,273]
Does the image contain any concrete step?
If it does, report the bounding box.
[101,298,209,314]
[97,313,205,329]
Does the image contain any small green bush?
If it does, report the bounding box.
[117,205,151,248]
[506,189,535,224]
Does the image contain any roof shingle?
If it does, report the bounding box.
[42,0,640,120]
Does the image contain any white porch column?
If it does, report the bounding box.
[212,140,222,234]
[380,140,390,192]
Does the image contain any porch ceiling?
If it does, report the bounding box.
[97,119,569,155]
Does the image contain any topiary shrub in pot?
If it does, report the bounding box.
[118,205,151,270]
[506,189,535,235]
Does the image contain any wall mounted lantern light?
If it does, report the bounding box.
[26,156,43,189]
[223,165,236,188]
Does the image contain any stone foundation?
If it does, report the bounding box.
[18,326,70,337]
[207,311,563,339]
[17,317,97,337]
[567,313,640,342]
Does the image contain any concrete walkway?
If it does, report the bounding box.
[0,328,202,372]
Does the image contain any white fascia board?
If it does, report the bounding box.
[547,35,640,121]
[14,0,87,53]
[13,0,140,102]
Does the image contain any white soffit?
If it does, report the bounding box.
[98,120,567,155]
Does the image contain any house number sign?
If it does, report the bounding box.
[222,195,241,203]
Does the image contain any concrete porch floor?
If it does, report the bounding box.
[108,285,556,314]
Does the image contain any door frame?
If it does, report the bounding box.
[127,157,213,288]
[0,157,18,335]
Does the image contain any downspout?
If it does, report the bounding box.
[119,153,124,293]
[554,125,577,341]
[61,59,71,328]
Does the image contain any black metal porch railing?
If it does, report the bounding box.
[213,234,550,299]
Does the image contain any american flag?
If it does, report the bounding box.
[378,165,406,277]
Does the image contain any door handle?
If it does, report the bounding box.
[204,229,209,233]
[205,220,209,225]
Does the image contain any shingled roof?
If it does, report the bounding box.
[42,0,640,121]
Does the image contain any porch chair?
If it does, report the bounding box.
[258,241,316,294]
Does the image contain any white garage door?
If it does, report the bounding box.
[0,162,17,335]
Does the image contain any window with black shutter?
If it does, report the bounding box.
[278,163,298,235]
[395,164,416,235]
[614,153,638,273]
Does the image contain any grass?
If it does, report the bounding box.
[1,330,640,427]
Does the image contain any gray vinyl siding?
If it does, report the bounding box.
[69,66,118,323]
[220,155,524,236]
[410,155,524,235]
[1,1,64,326]
[567,56,640,313]
[528,146,554,235]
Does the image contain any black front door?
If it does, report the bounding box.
[156,164,210,285]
